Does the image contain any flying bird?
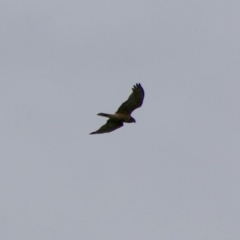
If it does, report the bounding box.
[90,83,144,134]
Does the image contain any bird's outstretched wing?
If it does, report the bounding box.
[116,83,144,115]
[90,119,123,134]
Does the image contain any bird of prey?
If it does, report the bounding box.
[90,83,144,134]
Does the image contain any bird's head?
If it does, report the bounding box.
[130,117,136,123]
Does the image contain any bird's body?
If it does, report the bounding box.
[97,113,134,123]
[90,83,144,134]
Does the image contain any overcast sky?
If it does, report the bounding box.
[1,1,240,239]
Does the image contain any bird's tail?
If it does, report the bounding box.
[97,113,112,118]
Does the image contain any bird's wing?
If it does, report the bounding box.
[90,119,123,134]
[116,83,144,115]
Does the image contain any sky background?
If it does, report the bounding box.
[1,1,240,239]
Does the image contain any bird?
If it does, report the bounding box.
[90,83,144,134]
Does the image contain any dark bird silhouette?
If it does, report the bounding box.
[90,83,144,134]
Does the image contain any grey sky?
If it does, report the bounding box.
[1,1,240,239]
